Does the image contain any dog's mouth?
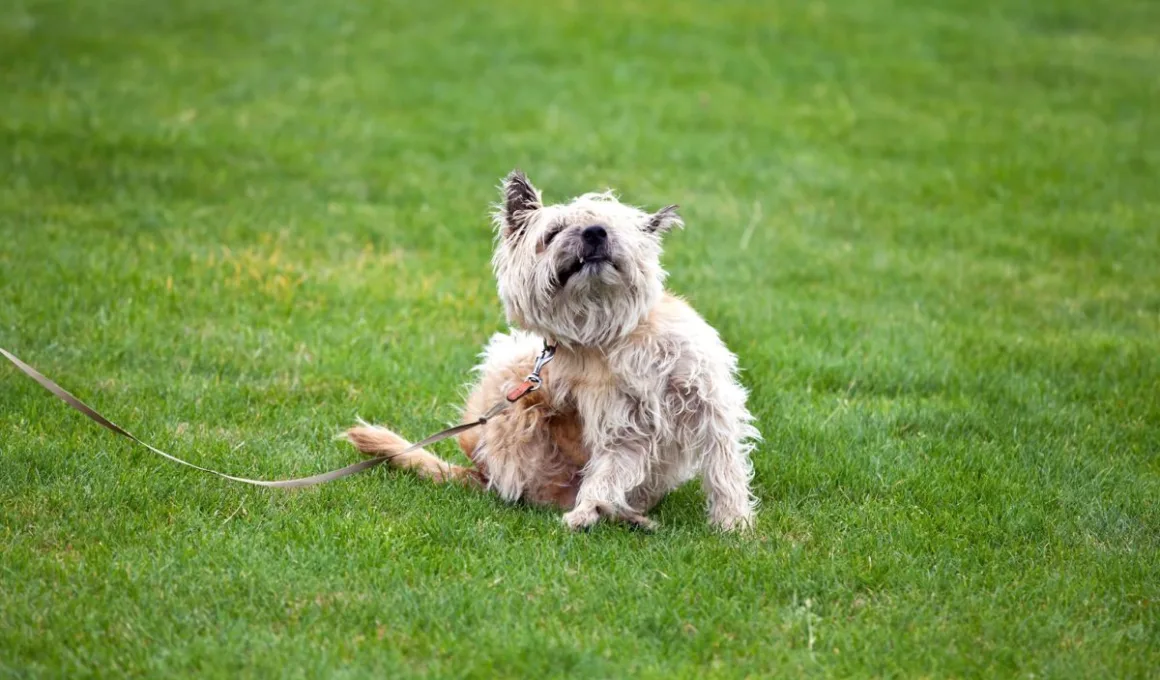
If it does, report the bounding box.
[556,255,614,289]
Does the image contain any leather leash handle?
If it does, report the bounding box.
[0,347,504,489]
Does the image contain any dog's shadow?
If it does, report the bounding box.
[490,481,710,534]
[642,484,711,531]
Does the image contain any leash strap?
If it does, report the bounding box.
[1,344,554,489]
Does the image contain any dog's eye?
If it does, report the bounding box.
[541,224,565,248]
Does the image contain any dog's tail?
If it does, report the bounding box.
[345,420,474,485]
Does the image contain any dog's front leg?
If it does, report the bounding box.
[562,440,655,531]
[701,431,757,532]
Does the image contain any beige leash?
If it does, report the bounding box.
[0,344,555,489]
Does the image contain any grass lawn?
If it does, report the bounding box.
[2,0,1158,676]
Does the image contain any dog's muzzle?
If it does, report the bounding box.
[580,225,609,261]
[556,225,615,289]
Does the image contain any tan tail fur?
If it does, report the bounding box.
[345,423,473,484]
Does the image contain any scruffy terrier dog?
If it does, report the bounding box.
[347,171,759,531]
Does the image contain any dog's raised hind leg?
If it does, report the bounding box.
[345,423,479,486]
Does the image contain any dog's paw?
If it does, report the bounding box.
[710,511,754,533]
[562,503,601,531]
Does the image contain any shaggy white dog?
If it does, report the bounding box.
[348,171,759,531]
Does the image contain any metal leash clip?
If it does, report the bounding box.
[505,341,557,402]
[527,341,557,389]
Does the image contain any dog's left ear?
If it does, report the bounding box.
[645,205,683,234]
[498,170,542,239]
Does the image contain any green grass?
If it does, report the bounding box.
[1,0,1158,676]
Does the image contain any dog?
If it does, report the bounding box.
[346,171,759,531]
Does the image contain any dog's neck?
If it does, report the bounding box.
[543,292,677,373]
[552,342,611,367]
[547,317,646,367]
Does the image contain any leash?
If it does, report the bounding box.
[0,343,556,489]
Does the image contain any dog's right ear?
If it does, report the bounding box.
[497,170,542,239]
[645,204,683,234]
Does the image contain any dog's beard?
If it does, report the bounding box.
[525,257,658,347]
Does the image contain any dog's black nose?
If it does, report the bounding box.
[581,225,607,247]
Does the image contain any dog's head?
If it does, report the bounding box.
[491,170,682,347]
